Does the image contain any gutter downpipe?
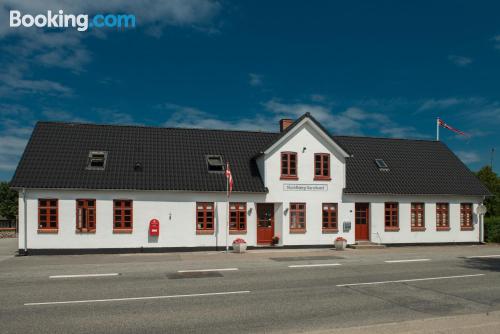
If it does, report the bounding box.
[22,188,27,255]
[480,197,485,244]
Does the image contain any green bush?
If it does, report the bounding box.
[485,216,500,243]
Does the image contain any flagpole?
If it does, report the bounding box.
[226,164,229,253]
[436,117,440,141]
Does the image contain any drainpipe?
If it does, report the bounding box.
[22,188,27,255]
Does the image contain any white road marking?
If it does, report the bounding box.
[336,273,485,287]
[49,273,120,279]
[24,290,251,306]
[177,268,238,273]
[466,255,500,259]
[384,259,431,263]
[288,263,342,268]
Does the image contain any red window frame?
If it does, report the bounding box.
[38,199,58,233]
[460,203,473,230]
[436,203,449,231]
[113,200,133,233]
[229,202,247,233]
[411,203,425,231]
[196,202,215,234]
[289,202,306,233]
[322,203,338,232]
[314,153,331,180]
[384,202,399,231]
[281,152,298,180]
[76,199,96,233]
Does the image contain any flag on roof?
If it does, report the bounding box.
[438,118,468,137]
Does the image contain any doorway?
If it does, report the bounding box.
[256,204,274,245]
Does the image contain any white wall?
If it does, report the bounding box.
[260,121,355,245]
[345,194,483,243]
[19,189,265,250]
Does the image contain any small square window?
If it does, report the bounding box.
[87,151,108,170]
[206,155,224,172]
[375,159,387,168]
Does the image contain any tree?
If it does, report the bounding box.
[476,166,500,217]
[0,182,18,220]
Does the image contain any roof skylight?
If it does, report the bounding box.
[86,151,107,170]
[375,159,389,171]
[206,155,224,172]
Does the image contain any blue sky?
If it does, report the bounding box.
[1,0,499,181]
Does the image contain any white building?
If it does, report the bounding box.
[11,113,490,254]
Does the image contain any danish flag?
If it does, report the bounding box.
[438,118,467,137]
[225,162,233,196]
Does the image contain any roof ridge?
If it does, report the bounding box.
[36,121,281,135]
[333,134,438,143]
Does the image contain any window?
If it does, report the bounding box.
[196,202,214,234]
[113,200,133,232]
[314,153,331,180]
[411,203,425,231]
[384,202,399,231]
[38,199,58,232]
[76,199,96,233]
[229,202,246,233]
[375,159,389,171]
[436,203,449,230]
[206,155,224,172]
[289,203,306,232]
[281,152,298,179]
[87,151,107,170]
[322,203,338,232]
[460,203,473,230]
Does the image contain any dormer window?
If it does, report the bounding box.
[206,155,224,172]
[87,151,107,170]
[375,159,389,171]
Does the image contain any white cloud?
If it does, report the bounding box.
[42,109,87,122]
[456,150,481,164]
[249,73,262,86]
[0,0,223,97]
[94,108,136,125]
[0,64,72,97]
[262,100,428,138]
[154,99,423,138]
[0,121,32,173]
[160,103,273,131]
[418,98,463,111]
[448,55,472,67]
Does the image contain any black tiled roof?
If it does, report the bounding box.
[10,122,279,192]
[333,136,490,196]
[10,117,490,196]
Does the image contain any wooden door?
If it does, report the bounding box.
[355,203,370,241]
[257,204,274,245]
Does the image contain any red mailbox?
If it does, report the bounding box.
[149,219,160,236]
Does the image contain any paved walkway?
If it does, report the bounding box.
[311,310,500,334]
[0,237,17,261]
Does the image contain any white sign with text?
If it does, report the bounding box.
[283,184,328,191]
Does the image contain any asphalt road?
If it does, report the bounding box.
[1,243,500,333]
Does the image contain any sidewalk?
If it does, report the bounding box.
[0,237,17,261]
[306,311,500,334]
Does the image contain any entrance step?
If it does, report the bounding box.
[349,241,386,249]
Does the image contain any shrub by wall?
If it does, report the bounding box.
[485,216,500,243]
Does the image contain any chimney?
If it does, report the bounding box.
[279,119,293,132]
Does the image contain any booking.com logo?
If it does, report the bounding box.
[9,10,136,32]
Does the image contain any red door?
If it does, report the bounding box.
[257,204,274,245]
[355,203,370,241]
